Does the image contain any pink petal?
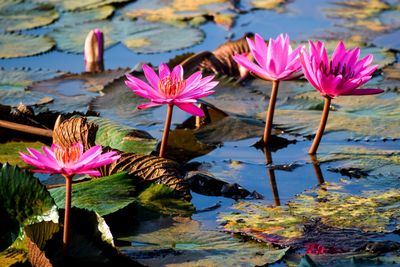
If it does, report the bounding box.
[175,102,205,116]
[137,102,163,109]
[159,63,170,79]
[171,64,183,80]
[142,64,160,89]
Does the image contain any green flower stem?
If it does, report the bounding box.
[263,80,280,145]
[309,97,331,155]
[159,104,174,158]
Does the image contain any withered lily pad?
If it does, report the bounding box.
[0,0,59,32]
[118,217,289,266]
[47,19,204,54]
[124,0,235,27]
[250,0,290,11]
[0,34,55,59]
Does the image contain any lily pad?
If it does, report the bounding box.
[53,5,114,28]
[0,141,46,167]
[118,217,289,266]
[50,172,135,216]
[0,34,55,59]
[27,68,128,113]
[87,116,157,155]
[0,1,59,32]
[289,187,400,233]
[0,68,65,91]
[124,0,235,27]
[47,19,204,54]
[0,163,57,250]
[250,0,290,11]
[33,0,130,12]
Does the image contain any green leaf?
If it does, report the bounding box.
[0,141,46,168]
[138,183,195,217]
[0,34,55,59]
[50,172,135,216]
[0,1,59,32]
[0,163,57,250]
[37,0,130,12]
[87,116,157,155]
[118,217,289,266]
[53,5,114,27]
[47,19,204,54]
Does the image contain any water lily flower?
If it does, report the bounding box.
[84,28,104,72]
[233,33,302,145]
[300,40,384,154]
[125,63,218,157]
[20,143,120,251]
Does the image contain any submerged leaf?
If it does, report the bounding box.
[0,34,55,59]
[118,217,289,266]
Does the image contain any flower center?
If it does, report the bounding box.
[320,61,354,79]
[159,76,186,98]
[54,146,81,166]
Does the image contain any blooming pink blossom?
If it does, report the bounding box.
[300,40,383,98]
[233,33,302,81]
[19,143,120,177]
[125,63,218,116]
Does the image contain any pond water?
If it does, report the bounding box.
[1,0,399,266]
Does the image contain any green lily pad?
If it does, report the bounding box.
[220,201,306,245]
[0,163,57,250]
[324,0,390,20]
[53,5,114,27]
[47,19,204,54]
[0,68,65,91]
[138,183,195,217]
[0,141,46,168]
[33,0,130,12]
[50,172,135,216]
[250,0,290,11]
[27,68,128,113]
[289,187,400,233]
[124,0,235,27]
[118,217,289,266]
[0,34,55,59]
[0,1,59,32]
[87,116,157,155]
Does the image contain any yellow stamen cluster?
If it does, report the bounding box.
[159,76,186,98]
[55,145,81,165]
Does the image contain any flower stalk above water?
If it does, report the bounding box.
[19,143,120,252]
[234,33,302,145]
[125,63,218,158]
[300,40,384,154]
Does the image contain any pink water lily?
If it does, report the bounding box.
[20,143,120,252]
[126,63,218,157]
[300,40,383,98]
[125,63,218,117]
[19,143,119,177]
[300,40,384,154]
[84,28,104,72]
[233,33,302,81]
[233,33,303,145]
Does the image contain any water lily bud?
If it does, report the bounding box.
[84,28,104,72]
